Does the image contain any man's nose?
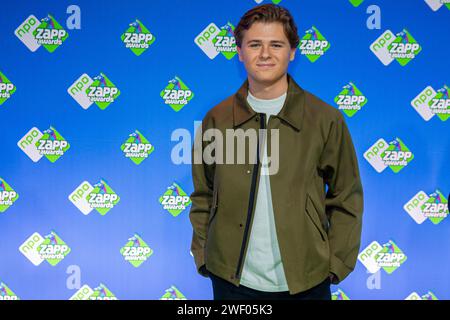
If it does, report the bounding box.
[259,45,271,59]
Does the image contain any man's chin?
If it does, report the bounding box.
[250,72,286,86]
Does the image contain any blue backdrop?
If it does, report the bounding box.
[0,0,449,300]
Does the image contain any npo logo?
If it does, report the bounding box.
[404,190,448,225]
[364,137,414,173]
[424,0,450,11]
[370,29,421,66]
[70,283,117,300]
[358,240,407,274]
[15,14,68,53]
[19,231,71,266]
[18,126,70,163]
[68,72,120,110]
[69,179,120,216]
[411,85,449,122]
[194,22,237,60]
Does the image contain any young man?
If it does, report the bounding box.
[189,4,363,300]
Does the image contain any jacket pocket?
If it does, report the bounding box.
[305,194,327,243]
[208,188,219,226]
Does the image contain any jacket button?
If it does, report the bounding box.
[255,116,259,122]
[239,224,243,227]
[230,275,235,280]
[246,170,251,174]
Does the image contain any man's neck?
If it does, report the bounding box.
[248,74,288,100]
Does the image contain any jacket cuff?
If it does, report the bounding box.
[330,254,353,284]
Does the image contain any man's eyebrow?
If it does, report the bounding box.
[246,39,287,44]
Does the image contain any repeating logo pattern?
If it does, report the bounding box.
[411,85,449,121]
[358,240,407,274]
[18,126,70,163]
[406,291,439,300]
[424,0,450,11]
[160,286,187,300]
[121,19,156,56]
[195,21,238,60]
[0,178,19,213]
[404,189,449,224]
[364,138,414,173]
[0,71,16,105]
[334,81,368,117]
[0,282,19,300]
[120,234,153,267]
[159,182,191,217]
[299,26,330,62]
[68,72,120,110]
[69,179,120,216]
[1,1,448,300]
[160,76,194,112]
[19,231,71,266]
[121,130,155,165]
[370,29,421,66]
[15,14,68,52]
[332,289,350,300]
[70,284,117,300]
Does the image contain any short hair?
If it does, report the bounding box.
[234,4,299,49]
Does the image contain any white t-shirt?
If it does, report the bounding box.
[239,90,289,292]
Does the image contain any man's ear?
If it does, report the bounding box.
[237,46,243,62]
[289,47,296,61]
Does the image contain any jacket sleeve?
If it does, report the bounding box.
[319,112,364,284]
[189,119,215,277]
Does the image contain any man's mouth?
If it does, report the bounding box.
[256,63,275,68]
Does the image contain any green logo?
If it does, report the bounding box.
[121,130,154,165]
[332,288,350,300]
[349,0,364,7]
[334,82,368,117]
[375,240,407,274]
[90,284,117,300]
[120,234,153,268]
[299,26,330,62]
[159,182,191,217]
[160,286,187,300]
[87,73,120,110]
[388,29,421,66]
[0,71,16,106]
[429,85,449,121]
[422,291,439,300]
[380,138,414,173]
[37,231,71,266]
[0,178,19,213]
[421,190,448,225]
[32,14,68,53]
[121,19,156,56]
[161,76,194,112]
[36,126,70,163]
[87,179,120,216]
[212,22,237,60]
[0,282,19,300]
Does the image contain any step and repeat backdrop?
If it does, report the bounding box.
[0,0,449,300]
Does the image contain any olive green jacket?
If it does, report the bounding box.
[189,74,363,294]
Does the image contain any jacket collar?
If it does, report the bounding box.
[233,74,305,131]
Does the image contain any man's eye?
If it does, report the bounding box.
[249,44,260,48]
[272,44,282,48]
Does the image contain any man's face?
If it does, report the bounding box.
[237,22,296,87]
